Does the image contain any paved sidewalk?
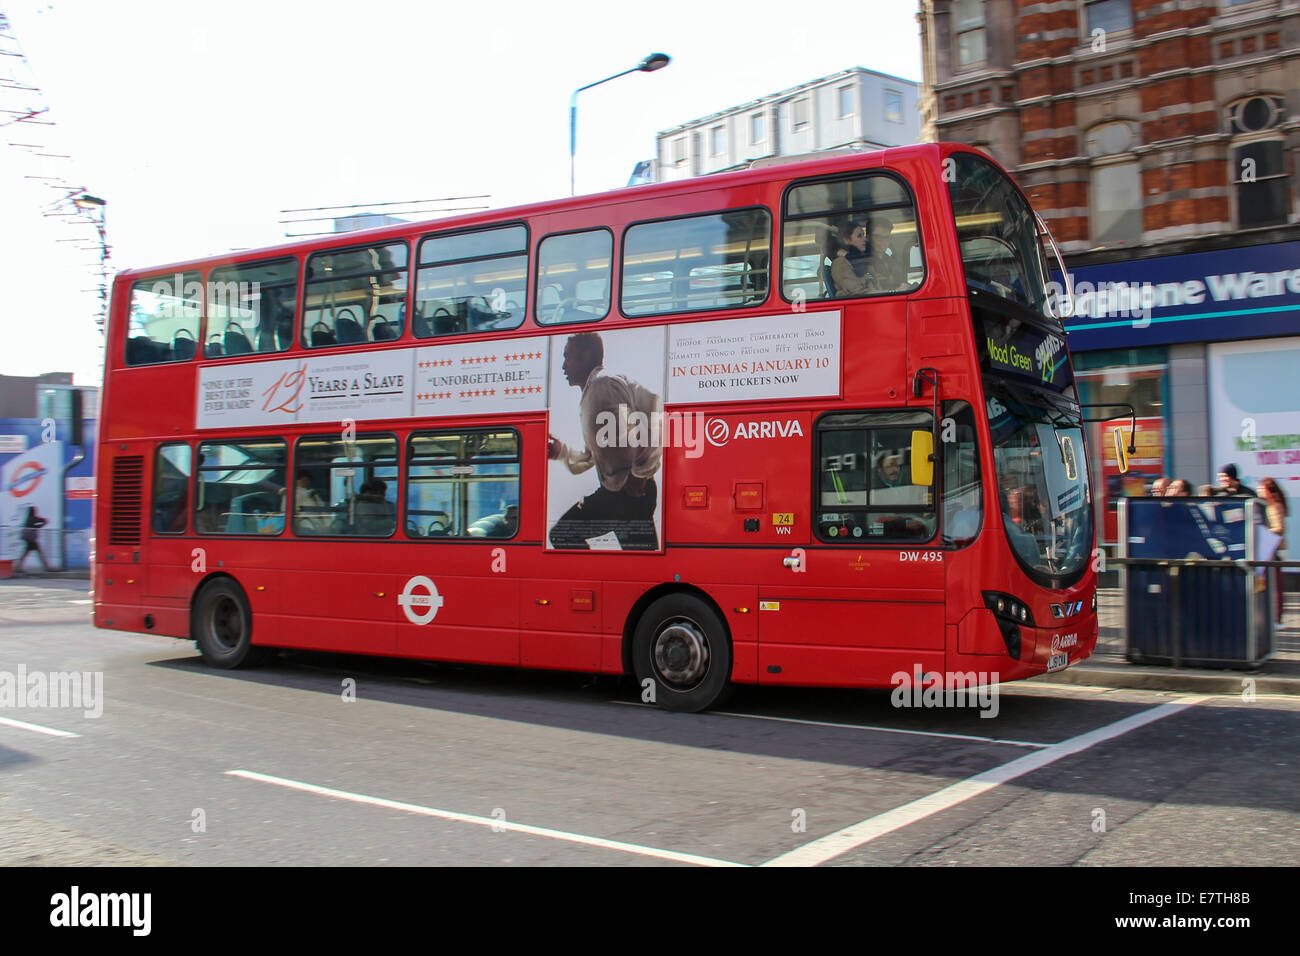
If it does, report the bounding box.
[1034,587,1300,695]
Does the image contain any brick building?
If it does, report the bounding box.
[920,0,1300,553]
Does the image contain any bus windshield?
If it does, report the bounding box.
[948,152,1053,319]
[985,384,1092,583]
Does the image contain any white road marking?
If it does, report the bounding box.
[710,709,1050,749]
[68,599,92,605]
[226,769,745,867]
[763,696,1212,867]
[0,716,80,738]
[612,700,1048,748]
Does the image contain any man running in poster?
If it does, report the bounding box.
[548,331,662,550]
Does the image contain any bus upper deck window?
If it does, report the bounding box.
[206,258,299,358]
[302,243,409,349]
[126,272,202,366]
[781,173,923,305]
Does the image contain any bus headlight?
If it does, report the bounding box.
[983,591,1035,628]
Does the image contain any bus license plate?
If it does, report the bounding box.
[1047,652,1070,672]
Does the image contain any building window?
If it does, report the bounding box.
[1073,348,1168,546]
[710,125,725,156]
[671,137,686,165]
[837,85,854,119]
[1085,0,1133,35]
[750,113,765,144]
[1085,121,1141,245]
[954,0,986,69]
[885,90,903,124]
[1234,140,1288,228]
[1227,96,1289,229]
[792,98,809,129]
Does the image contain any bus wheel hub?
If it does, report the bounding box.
[654,620,708,687]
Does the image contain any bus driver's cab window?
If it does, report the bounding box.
[782,172,923,304]
[815,411,935,542]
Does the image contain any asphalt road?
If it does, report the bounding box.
[2,578,1297,866]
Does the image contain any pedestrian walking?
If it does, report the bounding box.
[16,506,49,574]
[1258,478,1288,625]
[1217,464,1256,497]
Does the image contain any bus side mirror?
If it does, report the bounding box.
[911,430,934,486]
[1113,428,1130,475]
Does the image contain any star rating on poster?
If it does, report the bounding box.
[417,358,454,369]
[460,355,499,365]
[503,351,543,362]
[503,386,543,396]
[416,392,453,401]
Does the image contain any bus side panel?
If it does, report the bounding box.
[269,568,397,654]
[520,579,602,672]
[396,575,520,666]
[757,598,945,686]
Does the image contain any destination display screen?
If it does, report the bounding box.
[979,315,1073,392]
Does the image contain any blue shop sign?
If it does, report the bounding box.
[1054,240,1300,351]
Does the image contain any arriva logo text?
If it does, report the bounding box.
[705,419,804,447]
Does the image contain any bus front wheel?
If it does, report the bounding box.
[632,594,732,713]
[192,579,267,669]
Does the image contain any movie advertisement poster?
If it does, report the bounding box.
[545,326,667,551]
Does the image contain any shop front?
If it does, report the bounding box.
[1059,240,1300,558]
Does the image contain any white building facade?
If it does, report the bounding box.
[654,67,920,181]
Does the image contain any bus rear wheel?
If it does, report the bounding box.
[192,579,267,669]
[632,594,732,713]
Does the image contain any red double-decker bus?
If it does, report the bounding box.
[95,143,1100,711]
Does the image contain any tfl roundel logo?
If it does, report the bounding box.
[398,575,445,625]
[7,461,46,499]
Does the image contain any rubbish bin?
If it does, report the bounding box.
[1120,497,1272,667]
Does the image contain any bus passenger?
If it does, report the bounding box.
[353,479,395,536]
[866,217,908,292]
[830,221,872,296]
[287,470,331,533]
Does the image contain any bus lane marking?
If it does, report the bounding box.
[225,770,745,867]
[0,715,81,738]
[762,696,1212,867]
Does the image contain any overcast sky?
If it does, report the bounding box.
[0,0,924,387]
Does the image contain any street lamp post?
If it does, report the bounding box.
[570,53,670,196]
